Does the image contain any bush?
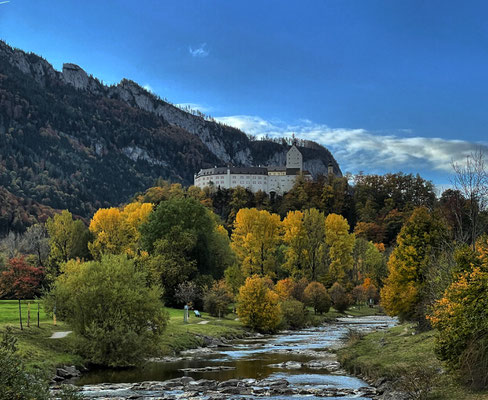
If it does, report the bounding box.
[204,280,232,317]
[281,299,307,329]
[236,275,281,333]
[44,254,168,367]
[0,327,50,400]
[429,266,488,389]
[275,278,296,300]
[292,277,309,302]
[304,281,331,314]
[329,282,352,313]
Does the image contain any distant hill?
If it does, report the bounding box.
[0,40,341,235]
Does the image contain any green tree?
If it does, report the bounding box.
[46,210,90,276]
[44,254,167,367]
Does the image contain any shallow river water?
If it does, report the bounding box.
[76,315,397,399]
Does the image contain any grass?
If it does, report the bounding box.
[337,323,488,400]
[0,299,382,376]
[0,300,246,374]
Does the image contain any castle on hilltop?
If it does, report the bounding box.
[194,143,333,195]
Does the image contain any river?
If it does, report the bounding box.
[76,315,397,399]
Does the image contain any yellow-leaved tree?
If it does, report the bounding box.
[380,207,448,326]
[89,202,153,258]
[231,208,282,277]
[324,213,355,284]
[282,208,327,280]
[236,275,282,332]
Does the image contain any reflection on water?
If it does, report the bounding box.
[77,315,396,398]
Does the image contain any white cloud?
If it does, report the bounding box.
[216,115,488,174]
[189,43,209,58]
[143,84,153,93]
[176,102,212,113]
[0,1,10,4]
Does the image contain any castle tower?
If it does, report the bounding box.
[328,161,334,175]
[286,142,303,171]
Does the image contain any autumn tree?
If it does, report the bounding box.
[175,281,200,306]
[0,257,44,329]
[381,207,448,327]
[46,210,90,275]
[282,209,327,281]
[275,278,296,300]
[304,281,331,314]
[429,242,488,389]
[325,213,355,285]
[204,280,233,317]
[231,208,282,277]
[20,224,50,267]
[452,150,488,250]
[236,275,282,332]
[88,202,153,258]
[329,282,351,313]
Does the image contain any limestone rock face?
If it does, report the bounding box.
[62,63,89,90]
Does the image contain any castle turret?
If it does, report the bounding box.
[328,161,334,175]
[286,143,303,171]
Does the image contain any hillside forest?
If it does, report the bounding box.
[1,152,488,391]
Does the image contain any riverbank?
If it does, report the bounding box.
[337,323,488,400]
[0,300,382,377]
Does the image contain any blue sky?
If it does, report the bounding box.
[1,0,487,189]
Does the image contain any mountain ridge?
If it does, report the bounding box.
[0,40,341,235]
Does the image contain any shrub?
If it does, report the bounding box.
[292,277,309,302]
[329,282,352,313]
[281,299,307,329]
[44,254,168,367]
[429,265,488,389]
[275,278,296,300]
[204,280,232,317]
[236,275,281,333]
[304,281,331,314]
[0,327,50,400]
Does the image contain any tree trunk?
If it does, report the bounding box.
[18,299,23,330]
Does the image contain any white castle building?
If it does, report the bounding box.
[194,144,317,195]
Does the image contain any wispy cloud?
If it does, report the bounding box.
[143,84,153,93]
[176,102,212,113]
[189,43,209,58]
[216,115,488,174]
[0,1,11,4]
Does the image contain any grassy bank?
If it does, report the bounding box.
[0,300,382,376]
[337,323,488,400]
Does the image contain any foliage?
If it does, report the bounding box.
[282,209,327,281]
[380,207,448,326]
[280,299,307,329]
[329,282,351,313]
[46,210,90,274]
[231,208,282,277]
[0,327,50,400]
[303,281,331,314]
[141,197,233,277]
[88,202,152,258]
[325,213,355,284]
[429,253,488,389]
[44,254,168,367]
[0,257,44,300]
[275,278,296,300]
[291,277,309,302]
[175,281,200,306]
[236,275,282,333]
[224,264,245,298]
[203,280,233,317]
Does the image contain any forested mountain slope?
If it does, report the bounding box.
[0,40,340,235]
